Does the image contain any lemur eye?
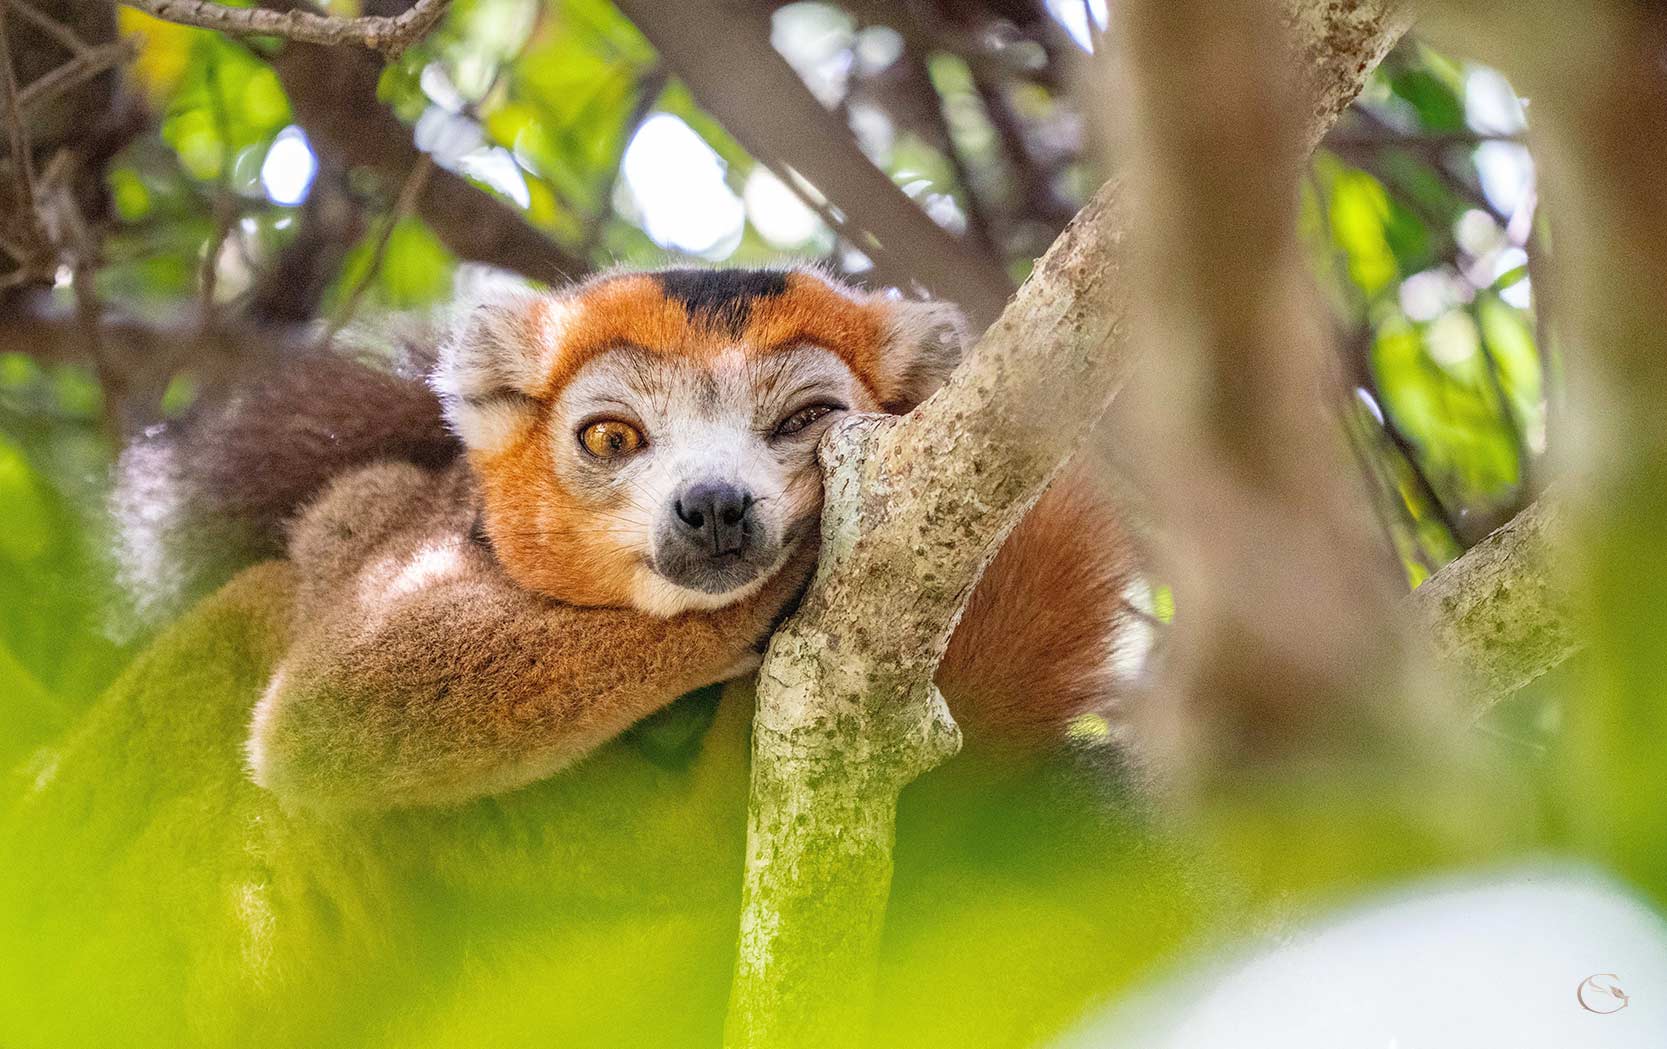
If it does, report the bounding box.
[579,420,644,459]
[774,403,844,438]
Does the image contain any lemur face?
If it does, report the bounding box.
[434,268,966,616]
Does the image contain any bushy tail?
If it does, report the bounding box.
[111,343,461,627]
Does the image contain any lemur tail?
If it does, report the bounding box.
[111,342,461,628]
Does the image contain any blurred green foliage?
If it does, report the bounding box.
[0,366,133,765]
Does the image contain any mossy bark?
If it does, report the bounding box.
[1410,497,1578,712]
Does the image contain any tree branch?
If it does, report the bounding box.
[16,40,134,120]
[1409,495,1577,711]
[8,0,95,56]
[118,0,450,59]
[0,0,44,261]
[612,0,1016,328]
[254,1,584,286]
[723,2,1411,1045]
[1120,0,1433,786]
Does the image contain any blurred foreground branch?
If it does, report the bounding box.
[120,0,449,58]
[723,3,1409,1046]
[1122,0,1422,779]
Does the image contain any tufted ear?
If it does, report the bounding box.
[873,297,970,413]
[431,290,561,454]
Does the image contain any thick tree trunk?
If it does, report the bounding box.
[723,3,1413,1046]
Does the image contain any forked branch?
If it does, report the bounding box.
[724,2,1413,1046]
[119,0,450,58]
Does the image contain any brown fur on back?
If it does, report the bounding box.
[252,460,817,809]
[112,345,460,625]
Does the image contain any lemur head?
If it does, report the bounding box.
[434,267,967,616]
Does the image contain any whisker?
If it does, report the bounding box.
[617,476,661,508]
[490,526,639,539]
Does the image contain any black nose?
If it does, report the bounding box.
[673,482,754,556]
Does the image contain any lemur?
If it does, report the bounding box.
[114,267,1145,811]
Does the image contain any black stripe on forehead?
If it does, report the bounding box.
[656,268,789,335]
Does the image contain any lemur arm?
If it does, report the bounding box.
[248,461,813,811]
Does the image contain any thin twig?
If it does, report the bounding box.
[1325,128,1527,150]
[1307,165,1466,555]
[901,47,1005,266]
[8,0,92,55]
[16,41,137,119]
[199,52,236,330]
[0,0,43,257]
[1344,107,1511,223]
[970,69,1074,233]
[120,0,452,60]
[321,154,433,346]
[1344,325,1470,545]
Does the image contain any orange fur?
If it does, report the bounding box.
[466,267,1141,754]
[938,472,1140,753]
[510,271,893,402]
[246,266,1147,812]
[470,269,913,605]
[476,413,647,604]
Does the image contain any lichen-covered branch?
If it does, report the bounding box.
[119,0,450,58]
[723,3,1411,1046]
[1410,496,1578,711]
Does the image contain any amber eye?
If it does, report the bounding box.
[579,420,644,459]
[774,403,843,438]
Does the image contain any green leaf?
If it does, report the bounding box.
[1388,68,1465,132]
[0,437,57,563]
[1328,168,1400,299]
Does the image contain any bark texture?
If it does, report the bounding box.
[120,0,449,57]
[724,3,1411,1046]
[1411,496,1578,711]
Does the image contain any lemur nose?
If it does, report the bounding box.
[673,482,754,556]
